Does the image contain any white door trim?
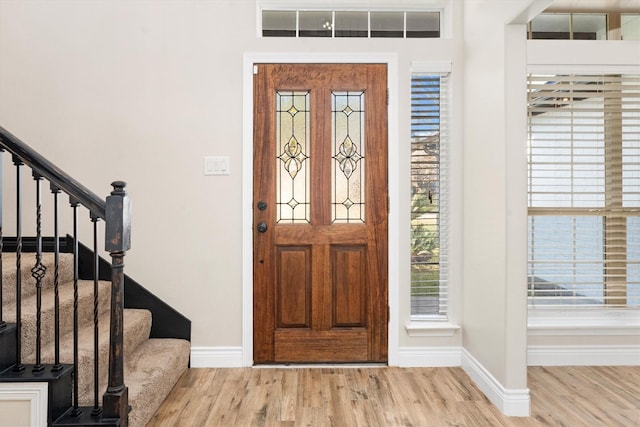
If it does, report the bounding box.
[242,52,399,366]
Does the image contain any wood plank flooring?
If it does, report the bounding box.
[147,366,640,426]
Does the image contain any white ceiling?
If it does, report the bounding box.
[546,0,640,13]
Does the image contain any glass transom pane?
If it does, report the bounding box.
[572,14,607,40]
[335,11,368,38]
[406,12,440,38]
[370,12,404,38]
[621,14,640,40]
[299,11,332,37]
[262,10,296,37]
[531,14,570,39]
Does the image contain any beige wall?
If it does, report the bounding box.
[0,382,48,427]
[0,0,461,353]
[0,400,30,427]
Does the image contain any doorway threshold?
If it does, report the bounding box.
[253,363,388,369]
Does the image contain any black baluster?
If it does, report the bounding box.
[91,213,102,417]
[70,198,82,417]
[31,171,46,373]
[51,183,62,372]
[12,156,24,373]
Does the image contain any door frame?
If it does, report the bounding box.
[242,52,399,366]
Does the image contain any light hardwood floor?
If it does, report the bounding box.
[147,366,640,426]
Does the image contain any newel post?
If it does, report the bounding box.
[103,181,131,426]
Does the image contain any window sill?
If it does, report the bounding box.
[405,320,460,337]
[528,308,640,336]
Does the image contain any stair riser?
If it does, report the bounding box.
[3,281,111,360]
[1,253,74,305]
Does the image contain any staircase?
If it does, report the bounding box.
[0,126,191,426]
[2,252,190,426]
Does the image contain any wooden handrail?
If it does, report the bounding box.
[0,126,106,219]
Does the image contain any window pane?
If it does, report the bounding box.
[531,14,571,39]
[371,12,403,38]
[262,11,296,37]
[335,11,368,38]
[332,91,365,223]
[622,75,640,208]
[411,74,444,316]
[621,14,640,41]
[276,91,310,223]
[406,12,440,38]
[528,74,640,308]
[528,216,604,306]
[572,14,607,40]
[628,217,640,306]
[299,11,332,37]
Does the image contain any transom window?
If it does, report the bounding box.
[528,13,640,40]
[262,9,440,38]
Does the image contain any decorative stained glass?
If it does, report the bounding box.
[332,91,365,223]
[277,91,310,223]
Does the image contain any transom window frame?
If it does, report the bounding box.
[257,0,453,39]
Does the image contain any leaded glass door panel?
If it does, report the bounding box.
[253,63,388,363]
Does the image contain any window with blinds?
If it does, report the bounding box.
[527,74,640,308]
[411,73,449,317]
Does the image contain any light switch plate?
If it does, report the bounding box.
[204,156,230,176]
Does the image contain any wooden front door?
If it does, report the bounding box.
[253,64,388,363]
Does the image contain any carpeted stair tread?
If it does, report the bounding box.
[58,308,152,406]
[3,279,112,360]
[124,338,191,427]
[1,252,74,304]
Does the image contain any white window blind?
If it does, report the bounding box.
[410,72,449,317]
[527,74,640,308]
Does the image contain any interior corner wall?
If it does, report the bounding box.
[461,1,508,384]
[460,0,530,412]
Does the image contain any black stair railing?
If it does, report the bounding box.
[0,125,131,426]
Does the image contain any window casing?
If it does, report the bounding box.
[410,72,449,318]
[527,74,640,309]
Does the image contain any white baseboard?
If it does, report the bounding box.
[190,346,244,367]
[462,349,530,417]
[528,345,640,366]
[0,382,48,427]
[396,346,462,367]
[190,346,463,368]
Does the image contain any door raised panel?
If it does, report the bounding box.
[331,245,367,328]
[276,246,312,328]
